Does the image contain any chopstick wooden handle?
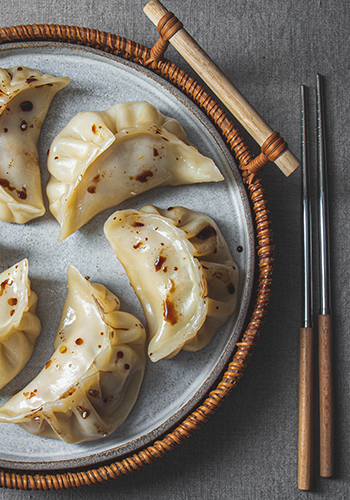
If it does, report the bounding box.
[298,326,313,491]
[318,314,334,477]
[143,0,300,177]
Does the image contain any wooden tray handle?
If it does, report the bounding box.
[143,0,300,177]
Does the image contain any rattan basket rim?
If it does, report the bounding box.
[0,24,274,491]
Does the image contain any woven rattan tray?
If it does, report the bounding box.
[0,24,273,491]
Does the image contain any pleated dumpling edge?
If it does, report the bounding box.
[104,205,239,362]
[47,101,224,241]
[0,66,70,224]
[0,265,146,444]
[0,258,41,390]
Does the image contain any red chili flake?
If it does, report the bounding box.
[154,255,166,271]
[20,100,33,112]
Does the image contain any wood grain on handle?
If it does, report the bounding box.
[319,314,334,477]
[298,327,313,491]
[143,0,300,177]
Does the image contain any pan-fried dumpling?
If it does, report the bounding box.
[104,205,239,362]
[0,66,70,224]
[46,101,224,241]
[0,259,41,389]
[0,265,146,444]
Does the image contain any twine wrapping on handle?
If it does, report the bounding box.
[144,11,182,64]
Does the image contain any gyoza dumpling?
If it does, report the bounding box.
[104,205,239,362]
[0,66,70,224]
[46,101,224,241]
[0,266,146,444]
[0,259,41,389]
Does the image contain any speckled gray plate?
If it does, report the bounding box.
[0,42,254,471]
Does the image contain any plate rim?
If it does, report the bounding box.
[0,37,256,474]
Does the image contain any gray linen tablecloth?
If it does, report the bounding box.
[0,0,349,498]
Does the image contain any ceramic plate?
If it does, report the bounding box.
[0,42,254,470]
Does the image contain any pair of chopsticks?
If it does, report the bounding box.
[298,76,334,491]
